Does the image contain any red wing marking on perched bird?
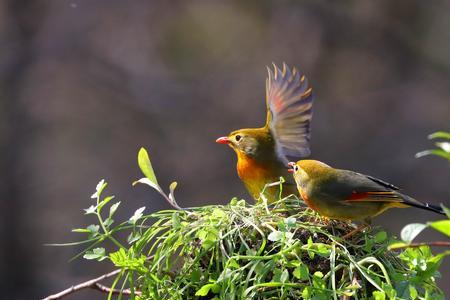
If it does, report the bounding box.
[345,192,369,201]
[344,191,402,202]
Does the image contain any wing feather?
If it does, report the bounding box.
[265,63,314,164]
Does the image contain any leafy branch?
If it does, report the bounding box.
[416,131,450,161]
[43,147,447,300]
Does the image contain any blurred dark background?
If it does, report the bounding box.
[0,0,449,299]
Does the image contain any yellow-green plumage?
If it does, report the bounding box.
[290,160,444,220]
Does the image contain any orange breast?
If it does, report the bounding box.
[236,154,274,181]
[236,155,276,198]
[298,188,318,211]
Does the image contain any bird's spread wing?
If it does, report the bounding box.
[265,63,314,164]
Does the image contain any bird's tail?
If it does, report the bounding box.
[402,195,445,215]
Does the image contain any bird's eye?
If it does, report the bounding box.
[294,166,299,172]
[235,135,242,142]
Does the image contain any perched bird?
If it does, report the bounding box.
[216,63,314,202]
[288,160,444,222]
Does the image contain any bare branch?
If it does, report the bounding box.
[42,255,153,299]
[42,269,121,300]
[92,282,141,296]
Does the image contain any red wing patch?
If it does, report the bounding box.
[346,191,369,201]
[344,191,402,202]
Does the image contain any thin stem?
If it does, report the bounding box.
[391,241,450,250]
[92,283,141,296]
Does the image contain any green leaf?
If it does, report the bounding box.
[373,291,386,300]
[83,247,106,260]
[138,147,158,185]
[71,228,90,233]
[132,178,160,192]
[293,263,309,280]
[195,283,219,296]
[110,248,128,266]
[86,224,100,238]
[314,243,330,257]
[401,223,427,242]
[84,205,97,215]
[211,208,226,219]
[280,269,289,283]
[313,271,324,278]
[171,213,181,229]
[409,285,418,300]
[436,142,450,153]
[428,131,450,140]
[429,220,450,237]
[129,207,145,225]
[98,195,115,211]
[109,201,121,217]
[302,286,311,299]
[103,217,113,228]
[91,179,106,199]
[268,231,283,242]
[374,231,387,243]
[190,269,201,282]
[416,149,450,160]
[169,181,177,202]
[284,217,297,228]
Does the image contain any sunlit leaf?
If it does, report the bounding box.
[86,224,100,238]
[436,142,450,153]
[129,206,146,225]
[71,228,90,233]
[195,283,220,296]
[169,181,177,202]
[416,149,450,160]
[428,131,450,140]
[284,217,296,228]
[83,247,106,260]
[138,147,158,185]
[91,179,106,199]
[132,178,161,192]
[401,223,427,243]
[293,263,309,280]
[98,195,115,211]
[84,205,97,215]
[268,231,283,242]
[109,201,121,217]
[429,220,450,237]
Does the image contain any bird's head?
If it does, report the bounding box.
[216,128,273,158]
[288,160,332,185]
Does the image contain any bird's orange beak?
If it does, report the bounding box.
[216,136,230,144]
[287,162,296,173]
